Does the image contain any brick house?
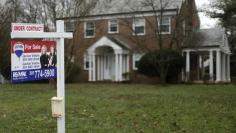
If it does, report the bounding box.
[59,0,231,83]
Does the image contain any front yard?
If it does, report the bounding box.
[0,84,236,133]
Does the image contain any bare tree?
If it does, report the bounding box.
[0,0,99,82]
[0,1,18,80]
[117,0,193,84]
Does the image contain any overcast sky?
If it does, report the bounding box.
[195,0,218,29]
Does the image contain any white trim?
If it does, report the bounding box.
[186,51,190,73]
[97,55,101,81]
[108,19,119,34]
[216,50,222,82]
[158,16,171,34]
[127,55,130,73]
[132,18,146,36]
[119,54,123,81]
[87,36,126,55]
[92,54,96,81]
[183,48,231,55]
[115,54,119,81]
[209,50,214,81]
[89,55,92,81]
[84,21,95,38]
[222,53,226,81]
[101,55,104,80]
[227,55,231,82]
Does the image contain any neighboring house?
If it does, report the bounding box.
[182,28,231,83]
[59,0,201,83]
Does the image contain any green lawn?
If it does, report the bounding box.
[0,84,236,133]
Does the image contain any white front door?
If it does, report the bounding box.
[104,55,111,80]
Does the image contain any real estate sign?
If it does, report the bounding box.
[11,40,57,83]
[11,23,44,33]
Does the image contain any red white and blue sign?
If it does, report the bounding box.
[11,40,57,83]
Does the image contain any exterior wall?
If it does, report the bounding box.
[65,0,200,83]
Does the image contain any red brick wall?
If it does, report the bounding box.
[66,0,200,83]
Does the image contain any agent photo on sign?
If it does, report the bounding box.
[48,45,57,67]
[40,45,49,68]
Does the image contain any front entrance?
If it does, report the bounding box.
[103,55,115,80]
[87,36,130,82]
[104,55,111,80]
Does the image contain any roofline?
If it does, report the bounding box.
[182,45,220,49]
[57,8,179,20]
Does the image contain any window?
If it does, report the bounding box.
[84,21,95,38]
[108,19,119,33]
[133,18,145,35]
[158,17,171,34]
[65,21,75,32]
[133,53,144,70]
[84,54,90,70]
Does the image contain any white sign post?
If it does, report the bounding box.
[11,20,73,133]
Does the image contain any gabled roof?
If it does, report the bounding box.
[90,0,184,16]
[87,36,130,54]
[183,28,231,53]
[106,36,131,50]
[87,35,142,54]
[185,28,225,48]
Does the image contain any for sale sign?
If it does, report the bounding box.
[11,40,57,83]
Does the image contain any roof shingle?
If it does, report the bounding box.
[90,0,184,16]
[185,28,225,48]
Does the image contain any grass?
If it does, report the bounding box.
[0,84,236,133]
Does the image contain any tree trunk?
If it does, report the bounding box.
[159,57,167,85]
[160,67,166,84]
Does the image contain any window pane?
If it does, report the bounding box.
[160,25,169,33]
[86,21,94,37]
[134,18,145,26]
[133,18,145,35]
[110,20,117,25]
[160,17,169,25]
[135,26,144,34]
[110,26,117,32]
[110,23,117,27]
[158,17,170,33]
[109,19,118,32]
[86,61,89,69]
[86,29,94,36]
[87,22,94,29]
[66,21,74,32]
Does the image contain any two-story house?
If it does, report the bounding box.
[59,0,201,83]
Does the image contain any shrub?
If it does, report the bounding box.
[137,49,184,83]
[65,63,80,83]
